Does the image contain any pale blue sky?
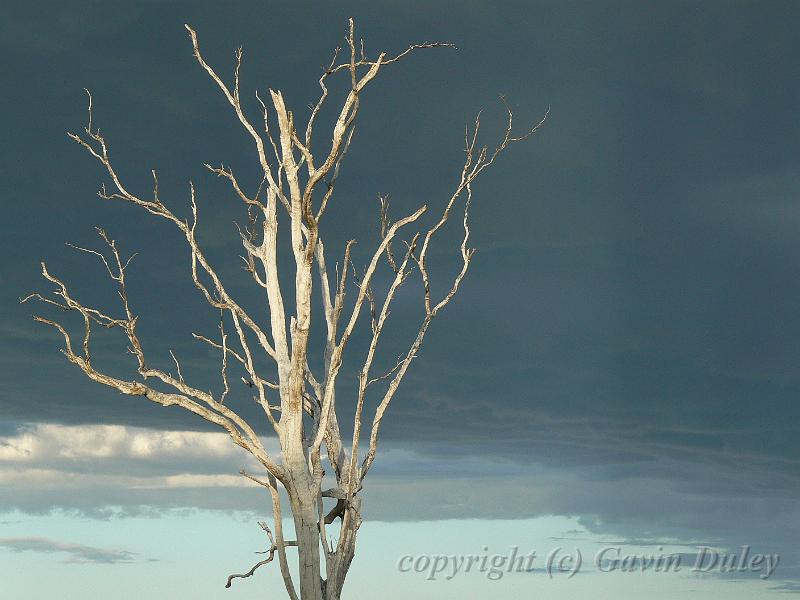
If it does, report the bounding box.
[0,512,787,599]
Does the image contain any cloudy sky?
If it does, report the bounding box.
[2,1,799,598]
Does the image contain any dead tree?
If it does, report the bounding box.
[23,19,546,600]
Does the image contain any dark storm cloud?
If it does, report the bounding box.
[0,3,142,56]
[2,0,800,588]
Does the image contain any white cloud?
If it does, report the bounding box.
[0,424,247,463]
[0,423,275,501]
[0,424,250,462]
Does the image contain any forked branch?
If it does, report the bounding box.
[27,18,544,598]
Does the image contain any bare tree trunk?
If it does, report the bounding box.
[325,502,361,600]
[288,485,324,600]
[282,413,324,600]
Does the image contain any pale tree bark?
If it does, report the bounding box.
[23,19,546,600]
